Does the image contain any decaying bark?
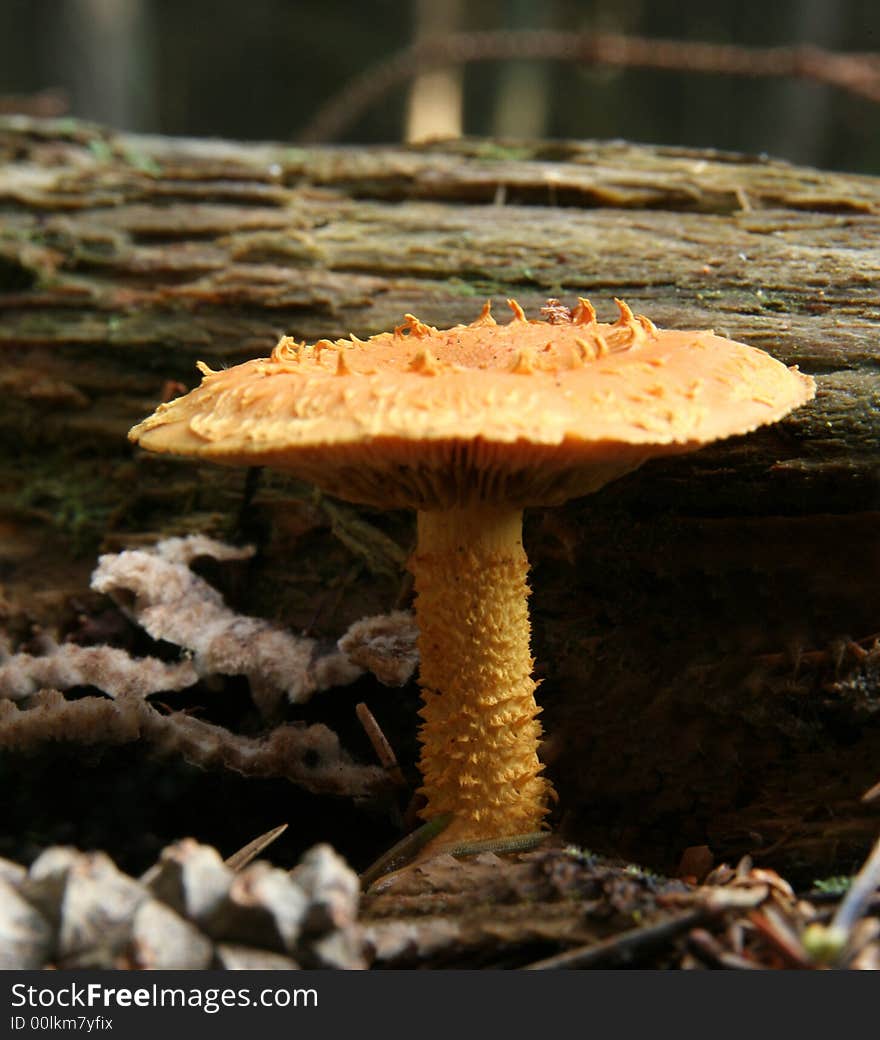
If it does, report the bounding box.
[1,117,879,879]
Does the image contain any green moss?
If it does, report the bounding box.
[754,289,791,312]
[623,863,665,884]
[445,278,480,297]
[87,138,114,164]
[812,875,852,895]
[15,313,67,337]
[468,141,536,163]
[120,146,162,177]
[9,458,116,554]
[282,147,310,168]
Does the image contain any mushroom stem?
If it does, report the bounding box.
[410,503,553,844]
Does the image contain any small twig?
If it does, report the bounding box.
[831,833,880,937]
[748,906,812,969]
[232,465,263,545]
[393,569,415,611]
[659,884,769,912]
[355,701,407,788]
[363,828,549,890]
[758,635,876,673]
[304,562,364,637]
[801,833,880,965]
[298,30,880,143]
[524,910,707,970]
[433,831,549,858]
[687,928,761,970]
[0,87,69,117]
[224,823,289,872]
[360,815,452,890]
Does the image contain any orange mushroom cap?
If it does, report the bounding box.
[129,298,815,510]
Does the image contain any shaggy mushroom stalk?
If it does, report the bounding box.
[411,504,550,844]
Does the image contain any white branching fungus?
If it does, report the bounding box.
[0,641,197,701]
[91,535,362,715]
[0,536,413,797]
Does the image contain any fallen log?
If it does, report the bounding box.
[1,117,878,878]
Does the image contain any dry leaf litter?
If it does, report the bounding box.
[3,838,879,969]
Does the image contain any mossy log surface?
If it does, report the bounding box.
[1,117,879,879]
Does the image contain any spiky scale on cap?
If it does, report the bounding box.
[613,297,637,326]
[270,337,305,367]
[574,337,597,363]
[637,314,658,336]
[507,299,527,322]
[572,298,597,324]
[509,348,536,374]
[409,347,442,376]
[335,349,351,376]
[395,314,435,338]
[612,297,657,345]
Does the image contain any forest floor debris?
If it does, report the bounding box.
[7,835,877,969]
[3,530,880,968]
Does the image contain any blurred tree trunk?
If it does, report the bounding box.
[491,0,552,138]
[758,0,842,165]
[405,0,464,141]
[48,0,156,131]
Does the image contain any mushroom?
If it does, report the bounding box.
[129,298,815,846]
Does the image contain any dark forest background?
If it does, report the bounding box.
[0,0,878,172]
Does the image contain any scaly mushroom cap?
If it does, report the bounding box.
[129,299,815,510]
